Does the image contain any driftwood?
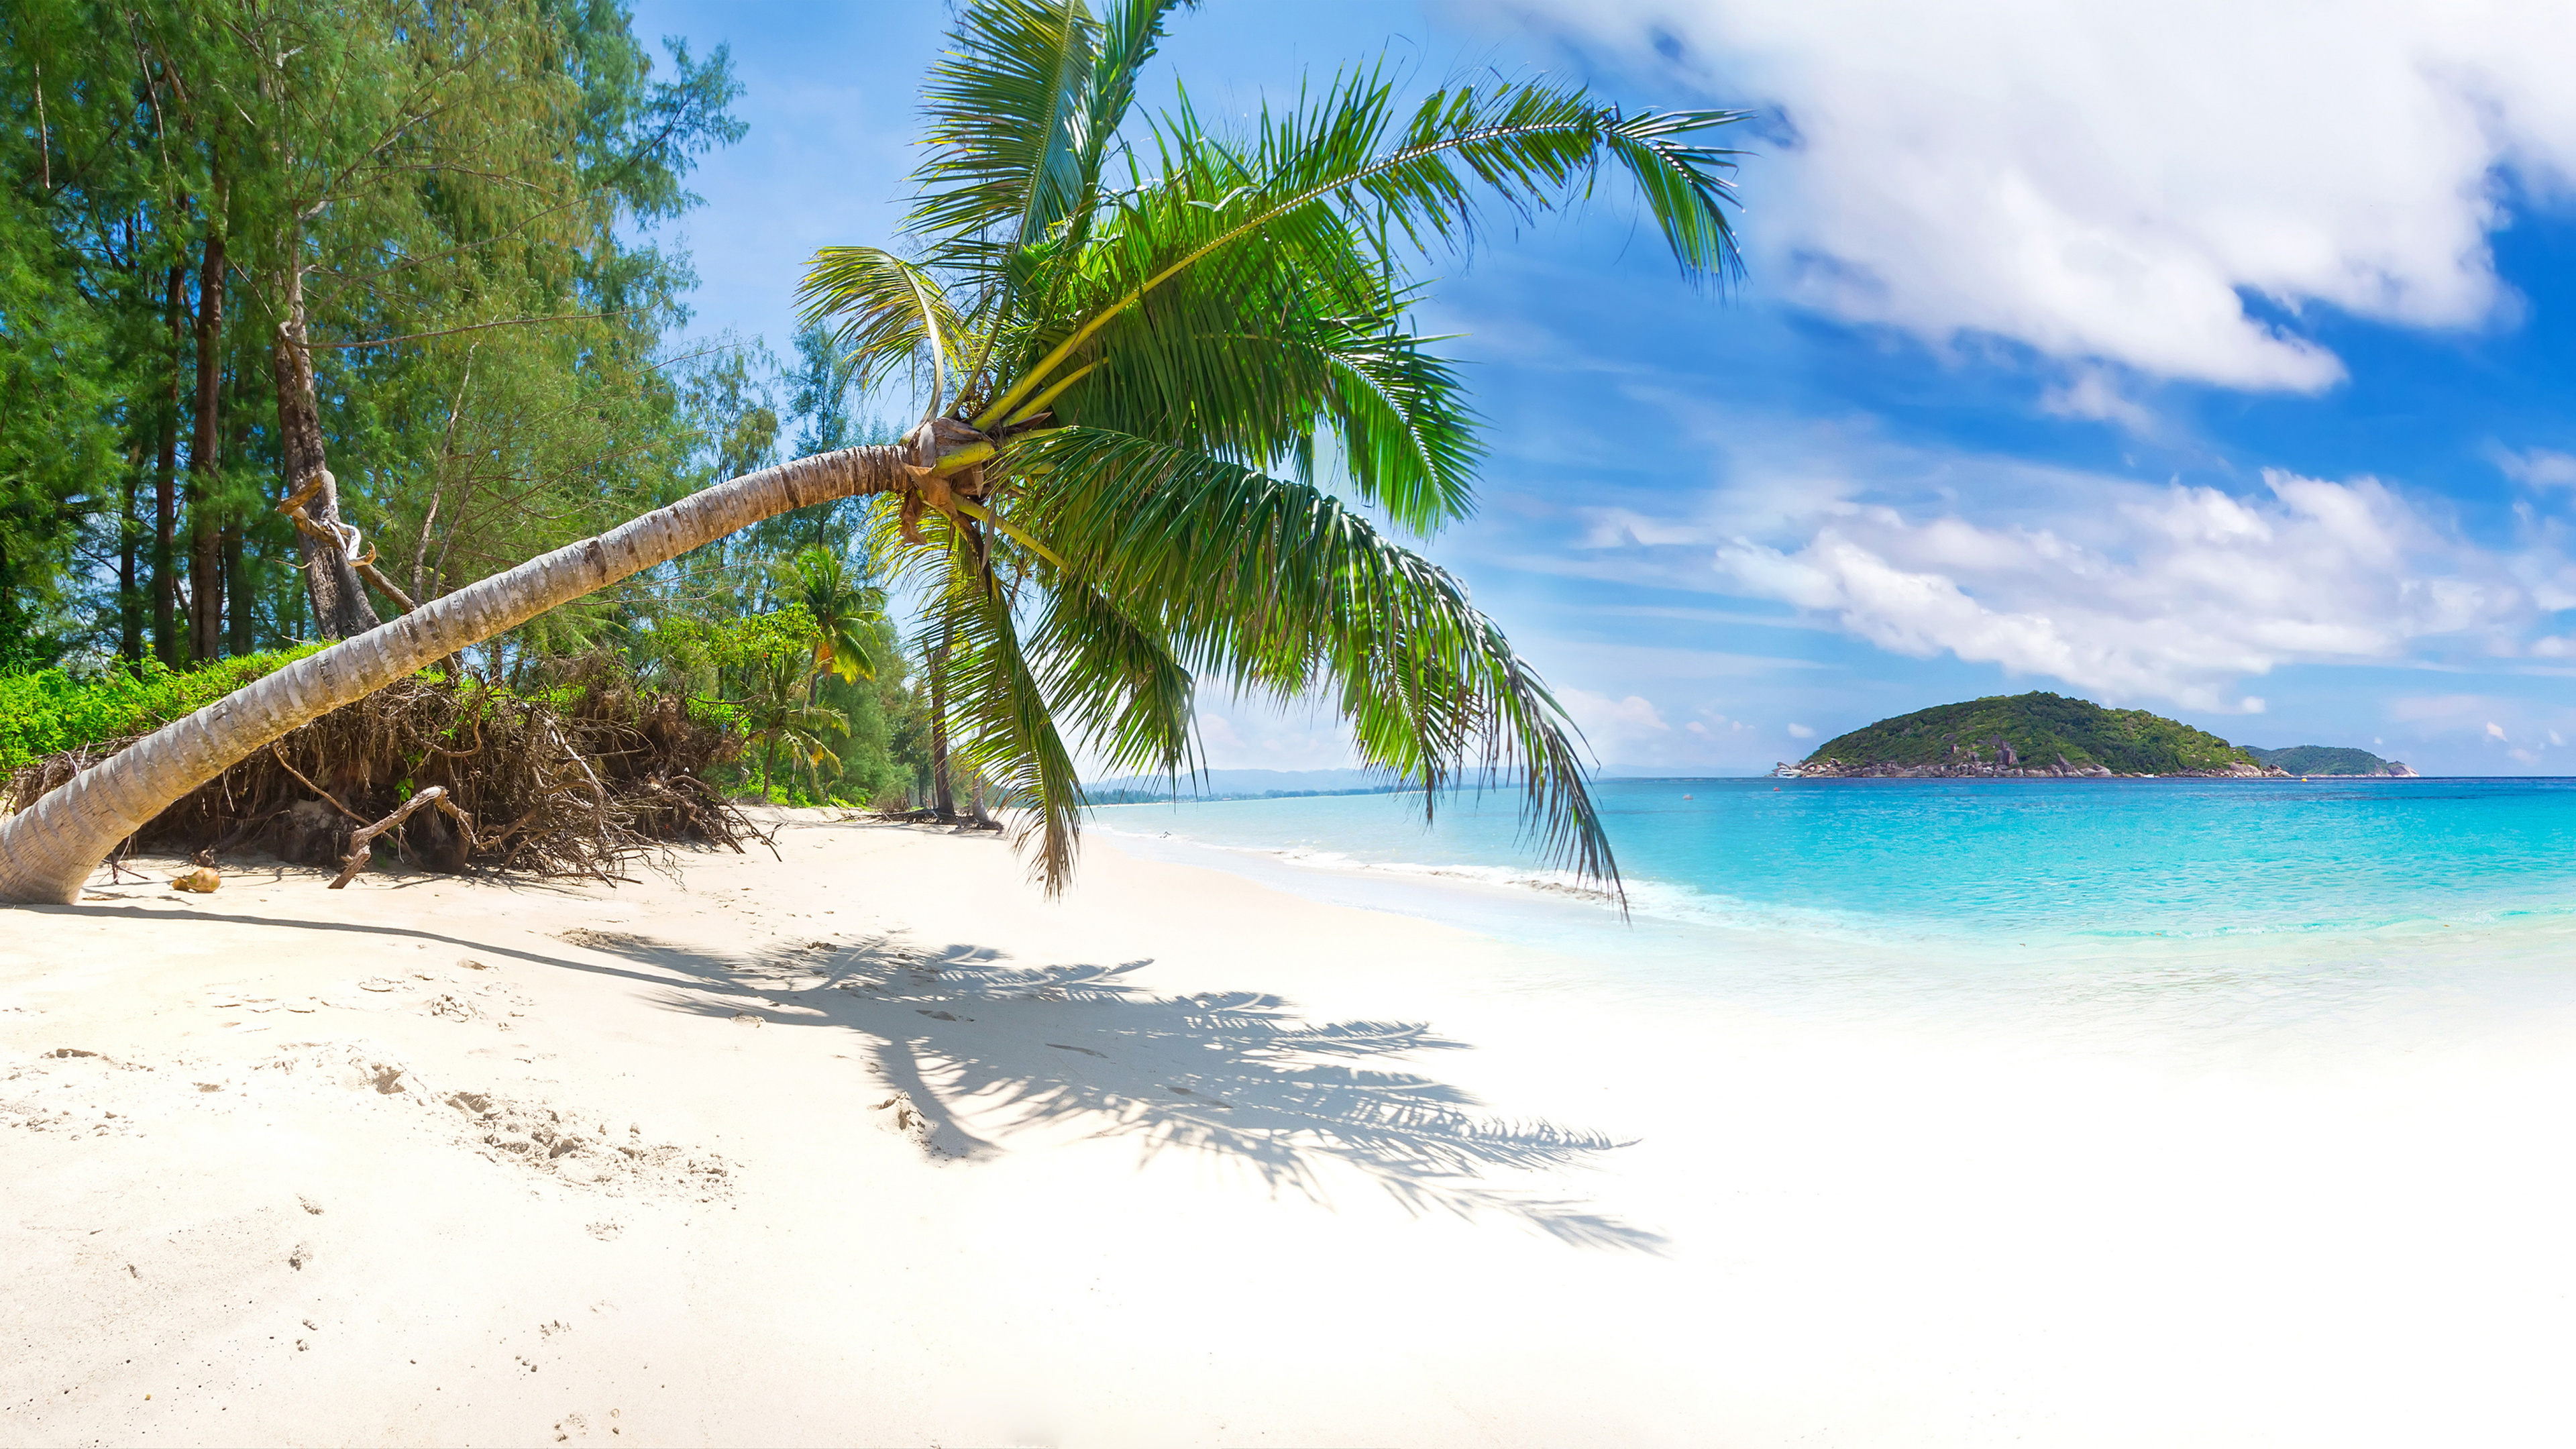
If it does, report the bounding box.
[871,806,1004,833]
[330,786,478,888]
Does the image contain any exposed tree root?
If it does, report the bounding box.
[2,666,749,885]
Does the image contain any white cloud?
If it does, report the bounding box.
[1786,722,1816,739]
[1702,466,2534,710]
[2038,369,2157,435]
[2383,698,2576,769]
[1576,508,1722,549]
[1560,688,1673,759]
[1519,0,2576,388]
[1181,700,1371,772]
[2493,445,2576,490]
[1686,709,1759,739]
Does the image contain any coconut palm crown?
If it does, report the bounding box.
[803,0,1746,894]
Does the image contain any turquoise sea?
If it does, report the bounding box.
[1097,777,2576,1442]
[1096,777,2576,1037]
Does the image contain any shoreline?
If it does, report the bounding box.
[11,812,2576,1444]
[1093,796,2576,960]
[1,814,1701,1446]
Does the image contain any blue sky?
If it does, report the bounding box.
[627,0,2576,776]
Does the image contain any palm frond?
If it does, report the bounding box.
[936,556,1089,892]
[794,246,961,407]
[1031,575,1199,782]
[907,0,1199,287]
[1063,264,1483,531]
[910,0,1094,278]
[977,71,1745,427]
[789,545,889,682]
[1016,427,1618,892]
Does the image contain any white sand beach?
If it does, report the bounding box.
[11,814,2576,1446]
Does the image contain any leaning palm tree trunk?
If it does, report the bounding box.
[0,443,921,905]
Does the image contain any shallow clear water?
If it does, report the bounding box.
[1095,777,2576,1040]
[1104,777,2576,936]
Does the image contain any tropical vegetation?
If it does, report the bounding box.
[1803,693,2262,775]
[796,0,1745,884]
[0,0,1749,903]
[2244,745,2413,777]
[0,1,921,803]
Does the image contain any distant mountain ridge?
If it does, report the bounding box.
[2245,745,2418,777]
[1786,692,2285,779]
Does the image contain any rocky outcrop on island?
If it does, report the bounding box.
[1776,692,2296,780]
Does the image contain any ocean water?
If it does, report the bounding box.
[1094,776,2576,1042]
[1096,777,2576,1442]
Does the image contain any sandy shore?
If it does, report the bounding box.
[13,810,2576,1446]
[1,812,1708,1447]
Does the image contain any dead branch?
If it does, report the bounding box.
[330,785,480,888]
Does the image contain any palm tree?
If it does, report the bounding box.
[788,545,887,685]
[0,0,1740,906]
[735,649,852,801]
[799,0,1743,889]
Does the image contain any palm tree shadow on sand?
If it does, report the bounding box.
[561,926,1668,1254]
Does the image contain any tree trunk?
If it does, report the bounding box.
[117,468,142,663]
[152,266,183,665]
[224,345,256,655]
[188,232,225,661]
[0,442,920,904]
[271,252,380,639]
[928,619,956,820]
[223,523,252,655]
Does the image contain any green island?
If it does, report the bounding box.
[2243,745,2417,776]
[1786,692,2416,778]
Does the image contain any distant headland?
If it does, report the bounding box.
[1778,692,2418,780]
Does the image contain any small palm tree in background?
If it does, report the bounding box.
[788,546,887,686]
[736,649,851,801]
[800,0,1744,890]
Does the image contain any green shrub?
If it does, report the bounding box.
[0,649,326,773]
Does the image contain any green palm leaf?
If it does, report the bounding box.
[789,545,888,682]
[908,0,1198,290]
[935,555,1089,890]
[795,246,962,409]
[794,3,1748,899]
[977,70,1745,426]
[1015,426,1617,890]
